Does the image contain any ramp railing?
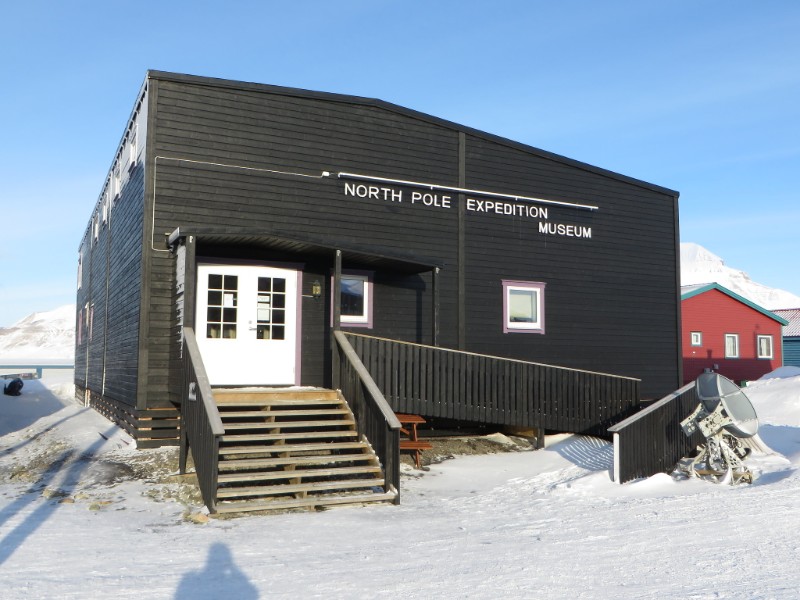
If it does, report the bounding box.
[608,382,704,483]
[344,332,640,437]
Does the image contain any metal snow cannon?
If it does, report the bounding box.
[679,373,759,484]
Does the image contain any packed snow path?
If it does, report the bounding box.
[1,372,799,598]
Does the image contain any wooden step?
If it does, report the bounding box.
[222,419,354,431]
[218,441,369,456]
[218,408,351,419]
[220,430,358,443]
[217,477,387,498]
[219,453,375,471]
[214,389,340,403]
[218,464,382,484]
[214,489,398,513]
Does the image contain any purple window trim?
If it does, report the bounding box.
[502,279,546,335]
[330,270,374,329]
[294,270,303,385]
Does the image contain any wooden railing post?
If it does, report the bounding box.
[332,249,342,390]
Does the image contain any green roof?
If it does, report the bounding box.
[681,283,790,326]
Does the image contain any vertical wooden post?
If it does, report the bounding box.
[179,234,196,474]
[332,250,342,389]
[333,250,342,332]
[184,235,197,331]
[432,266,440,347]
[458,132,466,350]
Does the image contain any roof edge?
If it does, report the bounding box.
[681,283,790,325]
[145,70,679,198]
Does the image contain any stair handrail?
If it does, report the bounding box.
[334,331,402,430]
[180,326,225,512]
[334,330,401,502]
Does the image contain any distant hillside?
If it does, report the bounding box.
[0,304,75,360]
[681,243,800,310]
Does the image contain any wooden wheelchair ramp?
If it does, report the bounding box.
[212,388,397,513]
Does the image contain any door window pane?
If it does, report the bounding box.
[256,277,287,340]
[206,273,237,339]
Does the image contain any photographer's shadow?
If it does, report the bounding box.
[175,542,258,600]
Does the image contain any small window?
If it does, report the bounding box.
[724,334,739,358]
[690,331,702,346]
[77,250,83,290]
[113,164,121,198]
[503,280,545,334]
[757,335,774,359]
[332,272,373,328]
[128,125,138,168]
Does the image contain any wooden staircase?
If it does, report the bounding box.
[211,388,398,513]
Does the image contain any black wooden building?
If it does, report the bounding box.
[75,71,681,512]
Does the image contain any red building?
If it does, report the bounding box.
[681,283,788,385]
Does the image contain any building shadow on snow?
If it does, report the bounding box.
[175,542,259,600]
[0,424,119,567]
[0,379,72,437]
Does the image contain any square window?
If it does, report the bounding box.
[332,271,373,328]
[503,280,545,334]
[757,335,773,359]
[690,331,702,346]
[724,334,739,358]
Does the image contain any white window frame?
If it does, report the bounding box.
[331,271,373,328]
[77,250,83,290]
[128,124,138,169]
[724,333,739,359]
[113,163,121,199]
[690,331,702,346]
[502,280,546,334]
[757,335,774,359]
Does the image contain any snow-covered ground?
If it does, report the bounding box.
[1,370,799,598]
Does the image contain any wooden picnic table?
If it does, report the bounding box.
[396,413,432,469]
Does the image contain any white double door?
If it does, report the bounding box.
[196,263,299,386]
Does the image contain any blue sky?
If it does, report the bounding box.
[1,1,798,326]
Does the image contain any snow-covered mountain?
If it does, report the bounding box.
[681,242,800,310]
[0,304,75,360]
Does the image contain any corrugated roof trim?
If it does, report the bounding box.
[773,308,800,336]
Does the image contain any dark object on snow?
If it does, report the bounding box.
[4,378,23,396]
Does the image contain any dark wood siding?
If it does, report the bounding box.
[76,164,145,408]
[74,230,91,388]
[146,79,461,395]
[464,136,680,398]
[104,164,145,403]
[138,73,679,406]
